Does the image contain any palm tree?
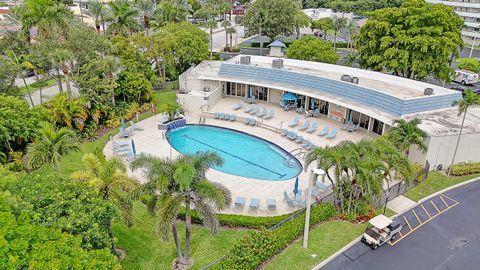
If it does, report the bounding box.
[345,20,358,53]
[107,0,141,36]
[4,50,35,107]
[70,153,139,255]
[221,20,231,50]
[154,0,190,25]
[45,93,88,131]
[206,18,217,60]
[130,152,231,266]
[24,121,79,173]
[384,118,428,156]
[448,89,480,174]
[87,0,106,33]
[332,15,347,51]
[136,0,155,35]
[226,26,236,49]
[161,103,183,120]
[49,48,74,94]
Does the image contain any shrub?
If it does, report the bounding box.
[213,203,336,270]
[450,162,480,176]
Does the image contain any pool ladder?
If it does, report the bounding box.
[284,148,306,168]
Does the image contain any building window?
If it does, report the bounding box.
[372,119,384,135]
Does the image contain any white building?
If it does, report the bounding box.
[178,55,480,169]
[302,8,354,21]
[426,0,480,45]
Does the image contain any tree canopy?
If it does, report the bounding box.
[303,0,404,13]
[355,0,464,80]
[287,36,339,64]
[457,58,480,73]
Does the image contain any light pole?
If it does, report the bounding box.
[303,165,326,249]
[469,32,479,58]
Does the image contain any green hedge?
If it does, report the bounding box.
[178,209,294,229]
[335,42,349,48]
[450,162,480,176]
[212,203,336,270]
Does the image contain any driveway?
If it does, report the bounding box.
[320,180,480,270]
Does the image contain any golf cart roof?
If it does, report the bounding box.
[368,215,393,229]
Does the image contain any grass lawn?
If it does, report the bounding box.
[263,220,367,270]
[114,203,246,270]
[404,171,480,202]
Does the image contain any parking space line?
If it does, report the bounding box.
[403,216,412,230]
[441,194,459,205]
[431,201,441,213]
[412,209,422,224]
[421,204,432,218]
[440,196,449,208]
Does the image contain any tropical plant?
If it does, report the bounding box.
[457,58,480,73]
[70,153,138,255]
[161,103,183,120]
[153,0,190,26]
[45,93,89,131]
[448,89,480,174]
[130,152,232,266]
[48,48,74,93]
[3,50,35,106]
[287,36,339,64]
[136,0,155,35]
[107,0,141,36]
[226,26,236,49]
[331,15,347,51]
[384,118,428,155]
[87,0,107,33]
[24,121,79,173]
[221,19,231,49]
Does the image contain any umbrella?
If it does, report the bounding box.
[293,177,299,196]
[121,117,125,131]
[310,98,315,110]
[131,139,136,156]
[281,92,297,101]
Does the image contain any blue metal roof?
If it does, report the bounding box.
[218,64,461,117]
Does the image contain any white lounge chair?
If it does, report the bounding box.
[130,120,144,131]
[307,121,318,133]
[267,199,276,210]
[235,197,246,208]
[249,198,260,209]
[299,120,310,131]
[232,101,243,110]
[288,116,300,127]
[264,109,275,119]
[318,126,329,136]
[327,128,337,139]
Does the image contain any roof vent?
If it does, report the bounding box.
[350,76,359,84]
[240,56,251,65]
[341,74,351,82]
[424,88,434,95]
[272,59,283,69]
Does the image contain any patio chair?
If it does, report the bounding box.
[214,112,220,119]
[244,105,254,113]
[256,108,268,118]
[307,121,318,133]
[229,114,236,121]
[327,128,338,139]
[223,113,229,120]
[243,117,250,125]
[248,118,256,126]
[264,109,275,119]
[299,120,310,131]
[280,128,289,136]
[283,191,296,207]
[130,120,144,131]
[267,199,276,210]
[249,198,260,209]
[232,101,243,110]
[302,140,311,148]
[117,128,132,138]
[235,197,246,208]
[318,126,329,136]
[219,113,225,120]
[287,131,297,140]
[295,136,304,143]
[296,107,304,114]
[288,116,300,127]
[249,106,259,115]
[113,140,130,147]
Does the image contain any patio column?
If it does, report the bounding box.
[267,88,270,103]
[305,96,310,112]
[367,117,373,133]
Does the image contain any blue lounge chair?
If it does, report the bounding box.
[130,120,144,131]
[280,128,288,136]
[232,101,243,110]
[267,199,276,210]
[249,106,259,115]
[295,136,303,143]
[235,197,246,208]
[244,105,254,113]
[214,112,220,119]
[318,126,329,136]
[287,132,297,140]
[219,113,225,119]
[244,117,250,124]
[299,120,310,131]
[256,108,267,118]
[307,121,318,133]
[302,140,311,148]
[327,128,337,139]
[223,113,229,120]
[249,198,260,209]
[229,114,236,121]
[288,116,300,127]
[249,118,256,126]
[264,109,275,119]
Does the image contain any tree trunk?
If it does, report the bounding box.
[183,200,191,264]
[62,64,72,94]
[101,13,106,33]
[33,69,43,104]
[225,28,228,50]
[210,28,213,61]
[229,34,233,50]
[448,108,468,176]
[107,219,119,256]
[55,66,63,93]
[259,26,263,56]
[79,0,84,23]
[333,30,337,51]
[172,222,183,260]
[22,75,35,107]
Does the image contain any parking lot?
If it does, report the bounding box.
[321,180,480,270]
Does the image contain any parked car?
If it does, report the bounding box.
[453,70,479,85]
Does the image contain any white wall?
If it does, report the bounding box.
[269,89,283,104]
[177,93,208,113]
[409,133,480,170]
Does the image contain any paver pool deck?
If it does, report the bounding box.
[104,97,375,216]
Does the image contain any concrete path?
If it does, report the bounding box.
[386,195,416,214]
[26,82,80,107]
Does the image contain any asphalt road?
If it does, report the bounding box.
[321,180,480,270]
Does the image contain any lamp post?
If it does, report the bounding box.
[303,165,326,249]
[469,32,479,58]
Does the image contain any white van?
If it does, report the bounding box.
[453,70,478,85]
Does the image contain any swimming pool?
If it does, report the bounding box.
[167,125,302,181]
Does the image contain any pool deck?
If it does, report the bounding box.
[104,97,375,216]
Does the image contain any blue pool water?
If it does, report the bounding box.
[167,125,302,181]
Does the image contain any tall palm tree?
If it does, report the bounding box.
[130,152,231,266]
[107,0,141,36]
[332,15,347,51]
[448,89,480,174]
[136,0,155,35]
[221,20,231,50]
[206,18,217,60]
[71,153,139,255]
[24,121,79,173]
[384,118,428,156]
[87,0,106,33]
[49,48,74,94]
[226,26,236,49]
[4,50,35,107]
[154,0,190,26]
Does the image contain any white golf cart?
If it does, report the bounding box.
[361,214,402,250]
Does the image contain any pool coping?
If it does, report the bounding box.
[166,123,304,181]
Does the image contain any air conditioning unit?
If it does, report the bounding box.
[350,76,359,84]
[424,88,434,95]
[240,56,251,65]
[272,59,283,69]
[341,74,351,82]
